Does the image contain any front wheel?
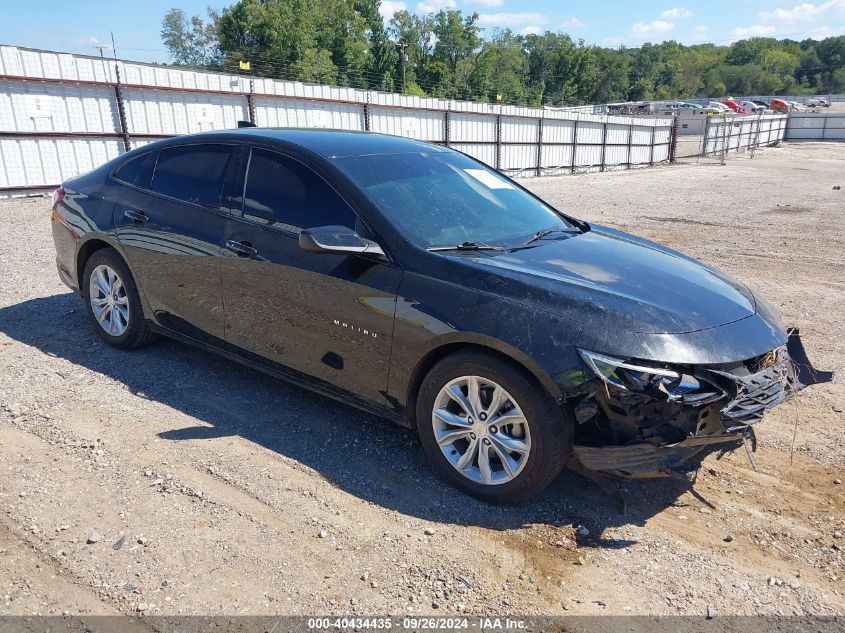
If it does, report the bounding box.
[416,350,571,503]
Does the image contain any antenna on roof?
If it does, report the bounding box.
[237,120,257,128]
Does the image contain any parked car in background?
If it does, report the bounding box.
[721,99,742,112]
[681,102,702,109]
[708,101,731,113]
[740,101,765,115]
[789,101,808,112]
[49,128,830,502]
[751,100,770,108]
[805,97,831,108]
[771,99,790,113]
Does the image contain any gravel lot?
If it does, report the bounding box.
[0,142,843,619]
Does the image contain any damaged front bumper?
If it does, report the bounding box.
[569,329,832,478]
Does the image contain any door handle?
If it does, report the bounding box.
[123,209,149,223]
[225,240,258,257]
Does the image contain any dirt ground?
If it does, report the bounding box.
[0,142,843,619]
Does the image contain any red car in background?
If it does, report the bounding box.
[721,99,742,112]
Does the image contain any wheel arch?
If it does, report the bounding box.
[404,334,562,426]
[75,236,121,292]
[75,237,154,321]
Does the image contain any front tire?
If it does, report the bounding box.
[82,248,156,350]
[416,350,571,503]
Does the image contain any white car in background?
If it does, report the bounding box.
[805,97,831,108]
[740,101,765,114]
[707,101,731,113]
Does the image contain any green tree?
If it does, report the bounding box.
[161,7,220,66]
[293,48,338,83]
[162,4,845,104]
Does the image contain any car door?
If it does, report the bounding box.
[113,142,240,344]
[220,145,401,406]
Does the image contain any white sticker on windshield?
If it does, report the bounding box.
[463,169,515,190]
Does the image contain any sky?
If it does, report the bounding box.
[2,0,845,63]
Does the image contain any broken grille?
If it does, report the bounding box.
[719,361,791,428]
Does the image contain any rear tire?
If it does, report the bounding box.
[416,350,571,503]
[82,248,157,350]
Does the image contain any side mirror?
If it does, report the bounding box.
[299,225,385,257]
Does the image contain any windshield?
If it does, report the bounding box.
[337,151,578,249]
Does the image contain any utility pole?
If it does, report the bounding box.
[397,43,408,94]
[94,44,110,58]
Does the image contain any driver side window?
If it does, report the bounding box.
[241,148,358,233]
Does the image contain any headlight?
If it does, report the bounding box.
[577,349,725,405]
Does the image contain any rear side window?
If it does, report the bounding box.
[113,151,156,189]
[241,148,356,231]
[151,144,234,208]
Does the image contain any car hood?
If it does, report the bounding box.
[447,225,757,335]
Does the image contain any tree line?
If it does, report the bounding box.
[161,0,845,106]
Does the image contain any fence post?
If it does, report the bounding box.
[444,108,450,148]
[702,115,712,157]
[821,112,828,141]
[669,117,678,163]
[571,118,579,174]
[599,121,607,172]
[750,113,762,159]
[626,120,633,170]
[536,115,543,177]
[363,100,370,131]
[113,64,131,153]
[495,112,502,171]
[245,77,256,124]
[649,125,656,166]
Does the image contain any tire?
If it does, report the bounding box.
[82,247,157,350]
[416,350,572,504]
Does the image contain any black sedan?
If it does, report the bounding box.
[51,129,829,503]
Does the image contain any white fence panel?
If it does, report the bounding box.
[369,107,444,141]
[0,45,684,192]
[541,144,573,172]
[450,142,496,167]
[500,144,536,173]
[124,88,246,136]
[576,121,603,146]
[575,143,604,168]
[255,98,364,130]
[786,112,845,141]
[0,80,118,133]
[605,124,629,145]
[450,113,495,143]
[0,137,121,187]
[501,117,537,143]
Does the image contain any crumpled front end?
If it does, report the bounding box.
[569,329,832,478]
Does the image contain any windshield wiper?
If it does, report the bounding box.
[426,242,506,252]
[518,226,581,248]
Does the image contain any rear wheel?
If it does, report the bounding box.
[416,350,571,503]
[82,248,157,350]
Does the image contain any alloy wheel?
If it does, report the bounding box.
[88,264,129,337]
[431,375,531,485]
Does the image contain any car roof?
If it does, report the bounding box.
[182,128,450,159]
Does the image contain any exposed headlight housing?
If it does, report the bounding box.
[577,349,725,405]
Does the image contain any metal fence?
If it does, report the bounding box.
[785,112,845,141]
[0,45,677,195]
[686,94,845,106]
[701,114,789,158]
